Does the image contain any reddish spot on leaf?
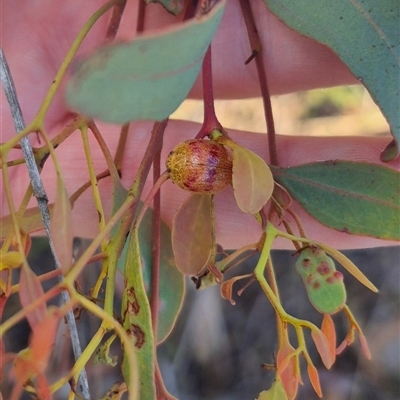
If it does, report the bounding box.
[317,261,331,275]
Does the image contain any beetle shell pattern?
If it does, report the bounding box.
[166,139,232,194]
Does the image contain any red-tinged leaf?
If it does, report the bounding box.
[0,338,5,376]
[11,308,60,400]
[12,348,36,385]
[21,230,32,257]
[30,308,60,372]
[256,380,289,400]
[172,194,213,276]
[51,177,73,274]
[277,340,299,400]
[220,273,252,305]
[321,314,337,364]
[19,265,46,328]
[307,363,322,398]
[36,373,52,400]
[0,293,8,319]
[12,349,52,400]
[311,328,334,369]
[358,330,372,360]
[336,328,355,355]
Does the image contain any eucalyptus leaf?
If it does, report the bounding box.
[121,229,155,399]
[118,208,185,344]
[171,194,214,276]
[145,0,184,15]
[295,247,346,315]
[230,142,274,214]
[65,2,225,123]
[271,161,400,240]
[262,0,400,159]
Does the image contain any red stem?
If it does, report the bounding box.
[196,45,222,139]
[113,120,168,257]
[105,0,127,41]
[239,0,278,166]
[136,0,146,33]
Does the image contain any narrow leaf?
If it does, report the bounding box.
[307,363,322,398]
[65,2,225,123]
[271,161,400,240]
[336,328,355,355]
[118,206,185,344]
[172,194,214,276]
[317,243,378,292]
[19,265,46,328]
[358,330,372,360]
[311,328,334,369]
[277,343,298,400]
[321,314,337,364]
[121,229,154,400]
[137,210,185,344]
[51,176,73,274]
[29,307,60,373]
[263,0,400,158]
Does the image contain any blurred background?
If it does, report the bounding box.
[3,86,399,400]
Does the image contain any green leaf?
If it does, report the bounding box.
[137,210,185,344]
[262,0,400,159]
[171,194,214,275]
[121,229,155,400]
[295,247,346,315]
[65,2,225,123]
[271,161,400,240]
[256,380,289,400]
[145,0,184,15]
[118,207,185,344]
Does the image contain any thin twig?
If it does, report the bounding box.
[105,0,127,41]
[150,141,162,341]
[0,48,91,400]
[239,0,278,166]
